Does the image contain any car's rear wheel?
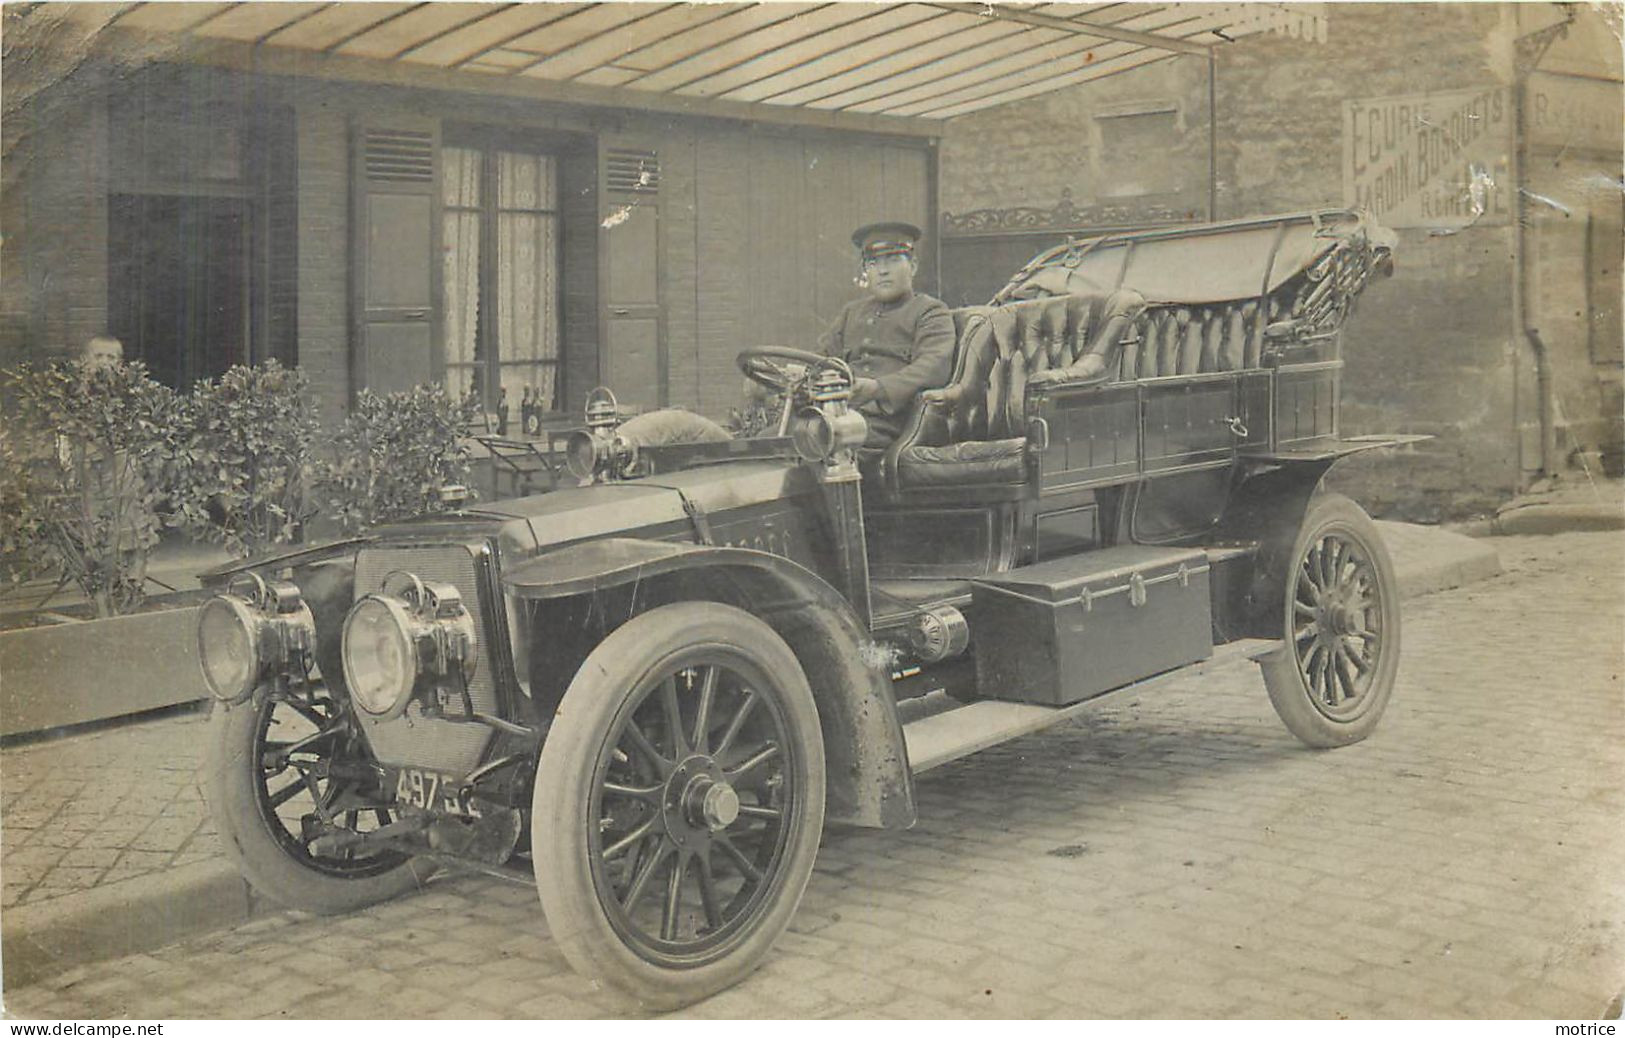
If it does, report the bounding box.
[533,602,825,1009]
[203,691,431,913]
[1260,493,1401,747]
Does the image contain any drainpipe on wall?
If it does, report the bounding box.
[1511,78,1555,482]
[1510,9,1573,483]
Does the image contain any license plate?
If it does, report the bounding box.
[393,767,482,818]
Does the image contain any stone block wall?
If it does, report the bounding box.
[940,57,1211,224]
[937,3,1622,516]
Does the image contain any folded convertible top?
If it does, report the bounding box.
[993,209,1396,307]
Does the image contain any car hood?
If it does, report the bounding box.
[379,459,814,556]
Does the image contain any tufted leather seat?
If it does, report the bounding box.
[875,212,1398,494]
[880,290,1147,491]
[1117,297,1280,379]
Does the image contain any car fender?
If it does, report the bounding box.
[506,539,917,831]
[197,537,370,589]
[1220,436,1426,637]
[1214,461,1335,639]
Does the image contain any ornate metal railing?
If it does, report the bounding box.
[943,189,1194,237]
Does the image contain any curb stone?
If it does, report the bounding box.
[1374,521,1503,599]
[1486,502,1625,536]
[1447,495,1624,539]
[1,859,263,989]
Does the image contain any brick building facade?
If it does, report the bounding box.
[1,40,936,429]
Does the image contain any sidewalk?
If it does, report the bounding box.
[1447,471,1624,537]
[0,520,1508,987]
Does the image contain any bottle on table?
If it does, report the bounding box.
[496,385,509,436]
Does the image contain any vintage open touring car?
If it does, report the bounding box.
[197,208,1414,1007]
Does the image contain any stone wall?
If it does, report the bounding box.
[937,2,1623,517]
[940,56,1211,224]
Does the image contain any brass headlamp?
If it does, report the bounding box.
[196,572,317,704]
[565,386,638,482]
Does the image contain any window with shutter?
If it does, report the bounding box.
[106,73,294,389]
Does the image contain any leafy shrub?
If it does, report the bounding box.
[314,384,476,534]
[0,360,182,616]
[2,356,479,616]
[172,360,319,558]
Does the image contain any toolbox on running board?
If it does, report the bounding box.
[969,545,1213,706]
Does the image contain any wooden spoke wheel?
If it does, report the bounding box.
[1261,493,1401,748]
[533,602,825,1009]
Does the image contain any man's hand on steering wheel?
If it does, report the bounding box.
[848,377,882,409]
[736,346,853,398]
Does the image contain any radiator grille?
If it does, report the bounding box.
[352,545,497,775]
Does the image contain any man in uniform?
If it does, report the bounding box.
[822,221,955,448]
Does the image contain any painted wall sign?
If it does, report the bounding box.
[1343,87,1513,229]
[1526,72,1624,155]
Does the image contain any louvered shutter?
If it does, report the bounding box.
[600,142,663,411]
[351,119,440,397]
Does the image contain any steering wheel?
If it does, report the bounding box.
[736,346,852,395]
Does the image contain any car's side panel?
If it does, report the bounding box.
[1030,369,1274,493]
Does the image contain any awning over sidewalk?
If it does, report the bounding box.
[10,2,1328,129]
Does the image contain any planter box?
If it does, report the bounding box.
[0,605,206,737]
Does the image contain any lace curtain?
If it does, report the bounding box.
[496,152,560,411]
[439,146,561,411]
[441,146,482,401]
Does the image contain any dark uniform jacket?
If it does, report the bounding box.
[821,291,956,445]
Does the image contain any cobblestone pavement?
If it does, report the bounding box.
[4,531,1622,1019]
[1,709,215,909]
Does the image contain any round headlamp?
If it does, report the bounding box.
[197,595,260,703]
[564,429,603,482]
[341,594,418,719]
[341,572,477,722]
[196,574,316,704]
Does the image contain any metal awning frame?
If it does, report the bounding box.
[6,3,1327,137]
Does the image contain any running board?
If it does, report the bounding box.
[903,638,1282,775]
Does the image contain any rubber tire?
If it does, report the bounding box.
[532,602,826,1010]
[202,697,433,914]
[1260,492,1402,748]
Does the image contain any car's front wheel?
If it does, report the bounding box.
[532,602,826,1009]
[202,691,431,913]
